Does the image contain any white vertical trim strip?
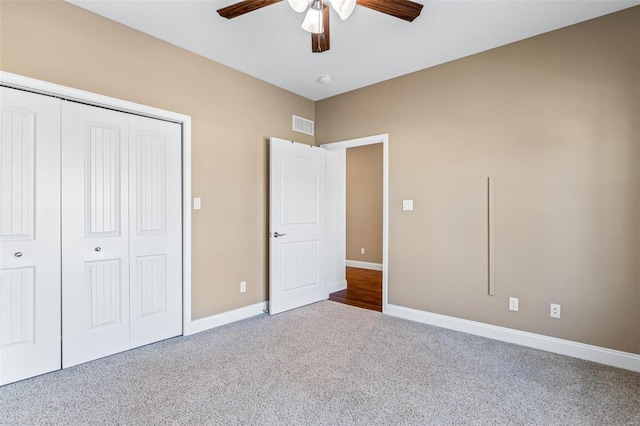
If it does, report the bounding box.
[181,119,193,335]
[325,149,346,296]
[382,135,389,311]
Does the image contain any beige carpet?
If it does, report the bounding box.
[1,301,639,425]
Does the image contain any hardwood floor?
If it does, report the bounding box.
[329,266,382,312]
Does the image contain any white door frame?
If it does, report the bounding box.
[320,134,389,311]
[0,71,194,335]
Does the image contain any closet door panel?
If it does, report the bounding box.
[62,101,130,368]
[129,115,182,348]
[0,87,61,385]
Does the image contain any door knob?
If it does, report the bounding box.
[95,247,102,252]
[273,232,287,238]
[14,252,22,257]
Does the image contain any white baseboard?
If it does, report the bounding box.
[346,260,383,271]
[187,302,268,335]
[329,279,347,294]
[385,303,640,373]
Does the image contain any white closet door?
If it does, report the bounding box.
[128,115,182,348]
[0,88,61,385]
[62,101,130,368]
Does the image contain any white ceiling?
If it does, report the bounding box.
[68,0,639,101]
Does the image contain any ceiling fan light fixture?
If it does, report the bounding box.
[287,0,313,13]
[301,0,324,34]
[328,0,356,20]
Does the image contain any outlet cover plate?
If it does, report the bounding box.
[509,297,519,311]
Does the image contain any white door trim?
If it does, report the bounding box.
[0,71,194,335]
[320,134,389,312]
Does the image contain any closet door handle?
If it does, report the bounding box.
[14,252,23,258]
[95,247,102,252]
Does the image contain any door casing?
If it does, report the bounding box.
[321,134,389,311]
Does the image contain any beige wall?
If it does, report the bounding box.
[317,7,640,354]
[2,1,639,355]
[0,1,315,320]
[346,144,383,264]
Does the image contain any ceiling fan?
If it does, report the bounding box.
[217,0,424,53]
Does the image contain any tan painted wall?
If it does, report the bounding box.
[317,7,640,354]
[346,144,383,264]
[2,1,639,355]
[0,1,315,320]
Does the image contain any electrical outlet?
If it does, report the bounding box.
[550,303,561,318]
[509,297,519,311]
[361,248,365,255]
[240,281,246,293]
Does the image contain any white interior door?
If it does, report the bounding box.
[128,115,182,348]
[269,137,326,315]
[62,101,131,368]
[62,102,182,367]
[0,88,62,385]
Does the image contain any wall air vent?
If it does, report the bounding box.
[292,115,314,136]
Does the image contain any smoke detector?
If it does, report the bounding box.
[319,75,333,84]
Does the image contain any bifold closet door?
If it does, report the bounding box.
[62,102,131,368]
[128,115,182,348]
[61,101,182,368]
[0,88,61,385]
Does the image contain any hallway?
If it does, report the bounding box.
[329,267,382,312]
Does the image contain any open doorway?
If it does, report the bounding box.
[329,266,382,311]
[321,134,389,313]
[329,144,383,311]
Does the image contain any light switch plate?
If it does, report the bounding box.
[193,197,201,210]
[403,200,414,211]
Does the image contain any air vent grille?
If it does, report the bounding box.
[292,115,314,136]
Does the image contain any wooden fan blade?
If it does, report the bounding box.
[357,0,423,22]
[311,1,330,53]
[217,0,282,19]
